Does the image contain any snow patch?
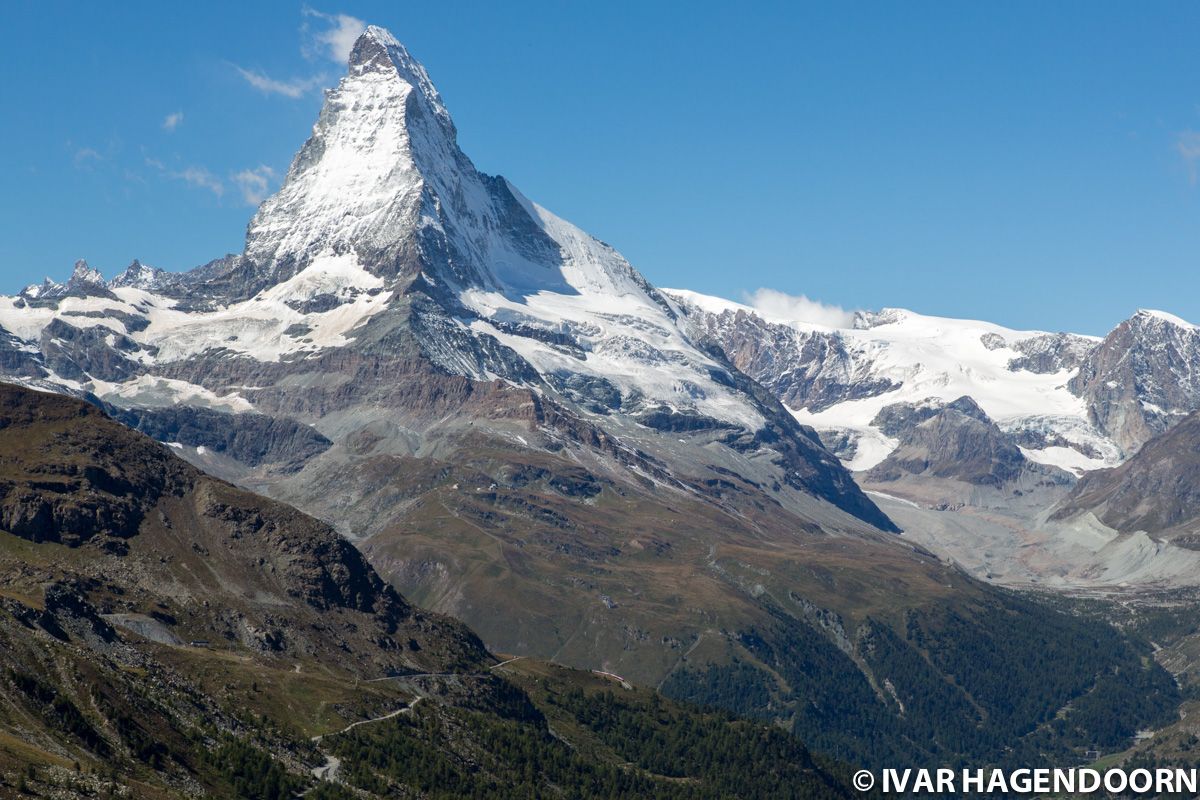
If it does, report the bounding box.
[97,375,254,413]
[1019,446,1108,476]
[1137,309,1196,329]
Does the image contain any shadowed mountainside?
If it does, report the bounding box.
[0,382,860,798]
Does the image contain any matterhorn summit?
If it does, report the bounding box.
[242,26,641,297]
[243,25,467,282]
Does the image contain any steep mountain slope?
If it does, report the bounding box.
[0,382,487,674]
[0,382,858,798]
[1069,309,1200,454]
[861,396,1073,507]
[1052,410,1200,543]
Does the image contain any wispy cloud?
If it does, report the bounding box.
[162,111,184,132]
[743,288,857,329]
[174,166,225,198]
[230,8,359,99]
[302,7,367,63]
[232,165,276,205]
[147,157,225,198]
[1178,131,1200,184]
[72,146,103,169]
[235,66,327,98]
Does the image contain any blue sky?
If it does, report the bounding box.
[3,2,1200,334]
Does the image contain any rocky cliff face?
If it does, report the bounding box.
[1052,410,1200,543]
[0,387,187,546]
[0,382,488,674]
[1068,310,1200,454]
[675,302,898,412]
[865,397,1031,487]
[860,395,1074,508]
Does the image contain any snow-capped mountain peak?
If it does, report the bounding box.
[230,26,743,425]
[243,25,458,278]
[110,260,164,290]
[1132,308,1196,329]
[0,24,902,533]
[1069,306,1200,453]
[350,25,455,135]
[244,26,576,300]
[20,278,60,300]
[68,259,106,288]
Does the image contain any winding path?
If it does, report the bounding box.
[310,658,525,786]
[309,697,425,786]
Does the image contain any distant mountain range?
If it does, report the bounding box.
[0,24,1191,784]
[670,290,1200,472]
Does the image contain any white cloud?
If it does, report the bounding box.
[232,165,276,205]
[1178,131,1200,184]
[72,146,103,169]
[175,166,225,198]
[231,8,361,99]
[742,288,857,329]
[162,111,184,131]
[302,7,367,63]
[145,157,225,198]
[235,66,327,98]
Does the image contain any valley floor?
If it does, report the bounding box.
[866,483,1200,591]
